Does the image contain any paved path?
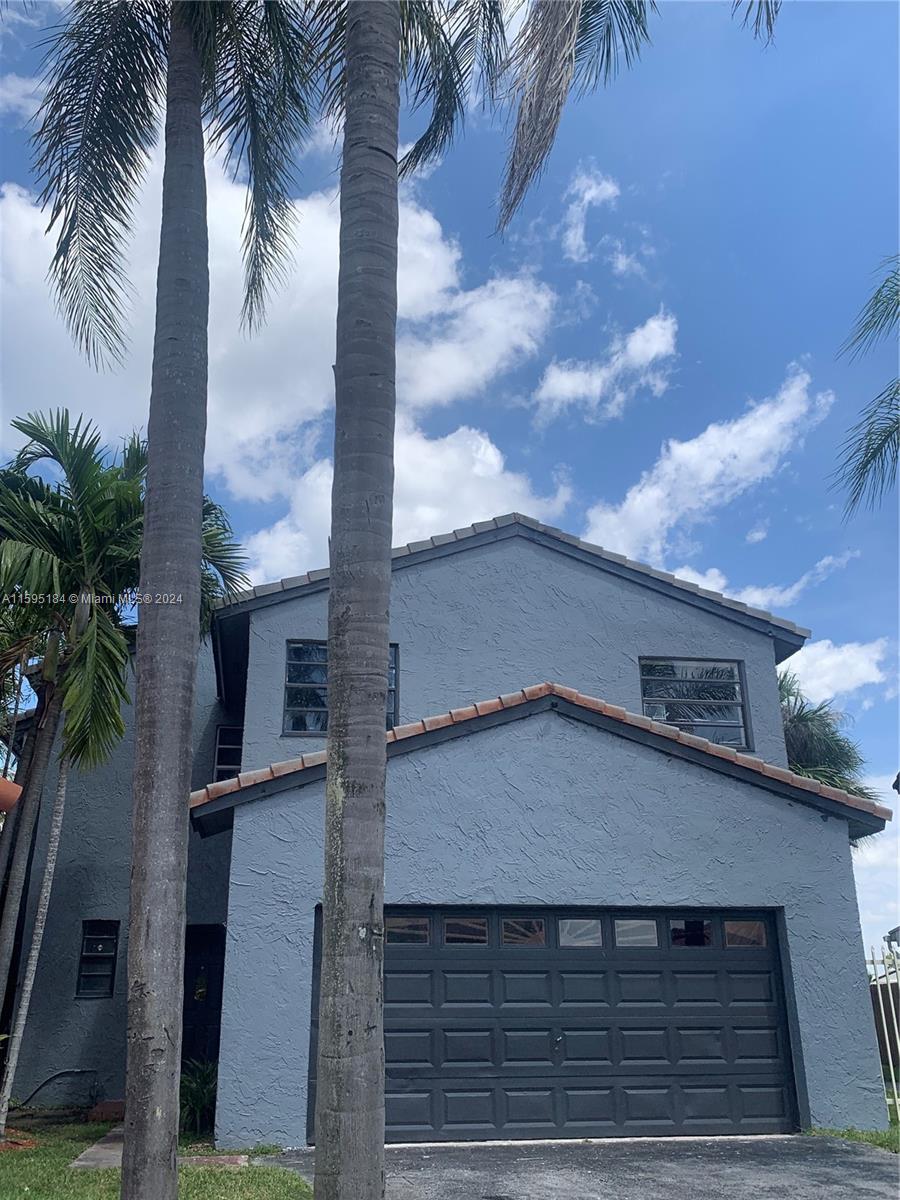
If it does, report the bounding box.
[267,1135,899,1199]
[69,1126,247,1170]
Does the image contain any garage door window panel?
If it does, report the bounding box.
[614,919,659,948]
[444,916,489,945]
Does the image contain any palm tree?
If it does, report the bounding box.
[0,409,248,1139]
[33,5,311,1194]
[310,5,781,1197]
[779,670,876,800]
[835,255,899,515]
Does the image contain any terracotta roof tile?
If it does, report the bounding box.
[188,683,891,828]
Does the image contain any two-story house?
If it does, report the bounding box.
[10,514,890,1146]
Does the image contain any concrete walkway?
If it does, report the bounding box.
[267,1135,899,1199]
[69,1126,248,1170]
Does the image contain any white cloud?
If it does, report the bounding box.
[584,365,834,563]
[243,419,572,582]
[673,551,859,611]
[560,166,619,263]
[0,73,43,121]
[2,146,570,584]
[1,149,558,501]
[534,309,678,424]
[853,774,899,952]
[785,638,891,703]
[399,274,555,411]
[745,521,768,544]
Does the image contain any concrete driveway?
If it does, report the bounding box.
[267,1135,898,1199]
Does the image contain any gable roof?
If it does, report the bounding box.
[190,682,890,841]
[212,514,809,662]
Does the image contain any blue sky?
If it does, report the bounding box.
[0,3,897,944]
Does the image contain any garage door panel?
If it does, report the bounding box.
[316,906,796,1142]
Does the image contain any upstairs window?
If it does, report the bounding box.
[77,920,119,997]
[639,658,749,748]
[283,641,398,734]
[213,725,243,782]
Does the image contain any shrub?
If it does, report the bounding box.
[179,1059,217,1136]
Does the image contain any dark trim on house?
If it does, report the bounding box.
[211,522,807,662]
[192,694,885,841]
[774,906,813,1129]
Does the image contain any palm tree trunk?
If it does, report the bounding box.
[0,752,69,1136]
[0,718,34,916]
[0,688,63,1005]
[314,5,400,1199]
[2,656,26,779]
[121,7,208,1200]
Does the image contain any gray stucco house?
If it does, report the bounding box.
[10,514,891,1145]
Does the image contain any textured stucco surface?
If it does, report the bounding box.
[14,642,235,1105]
[216,708,886,1147]
[241,536,790,773]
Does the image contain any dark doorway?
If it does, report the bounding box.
[182,924,226,1064]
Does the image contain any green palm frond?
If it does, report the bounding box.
[573,0,657,94]
[779,670,876,800]
[399,1,469,177]
[204,0,316,331]
[447,0,507,108]
[201,497,251,598]
[32,0,168,367]
[61,602,130,768]
[731,1,781,45]
[498,1,654,232]
[835,380,900,516]
[840,255,900,361]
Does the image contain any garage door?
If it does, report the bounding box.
[372,906,796,1141]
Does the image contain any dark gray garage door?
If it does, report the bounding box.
[374,906,796,1142]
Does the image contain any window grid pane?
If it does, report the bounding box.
[639,659,748,747]
[77,921,119,997]
[558,918,603,948]
[501,918,546,946]
[724,920,767,948]
[385,916,430,944]
[669,919,713,947]
[614,919,658,948]
[284,644,398,733]
[214,725,244,782]
[444,916,488,945]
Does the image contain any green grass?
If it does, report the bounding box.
[810,1108,900,1154]
[0,1124,311,1200]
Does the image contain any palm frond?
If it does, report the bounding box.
[731,1,781,45]
[840,254,900,362]
[498,1,653,231]
[32,0,168,367]
[201,497,251,597]
[446,0,507,108]
[205,0,316,331]
[573,0,656,94]
[61,602,130,768]
[399,1,468,178]
[779,670,876,800]
[834,378,900,516]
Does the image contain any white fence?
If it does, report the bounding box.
[868,945,900,1117]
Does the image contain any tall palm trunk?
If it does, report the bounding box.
[0,752,69,1135]
[121,7,208,1200]
[314,5,400,1199]
[0,688,63,1003]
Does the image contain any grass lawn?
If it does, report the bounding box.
[0,1124,312,1200]
[810,1107,900,1154]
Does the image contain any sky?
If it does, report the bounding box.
[0,2,897,949]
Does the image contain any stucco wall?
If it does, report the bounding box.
[216,708,886,1147]
[242,535,789,774]
[14,641,235,1105]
